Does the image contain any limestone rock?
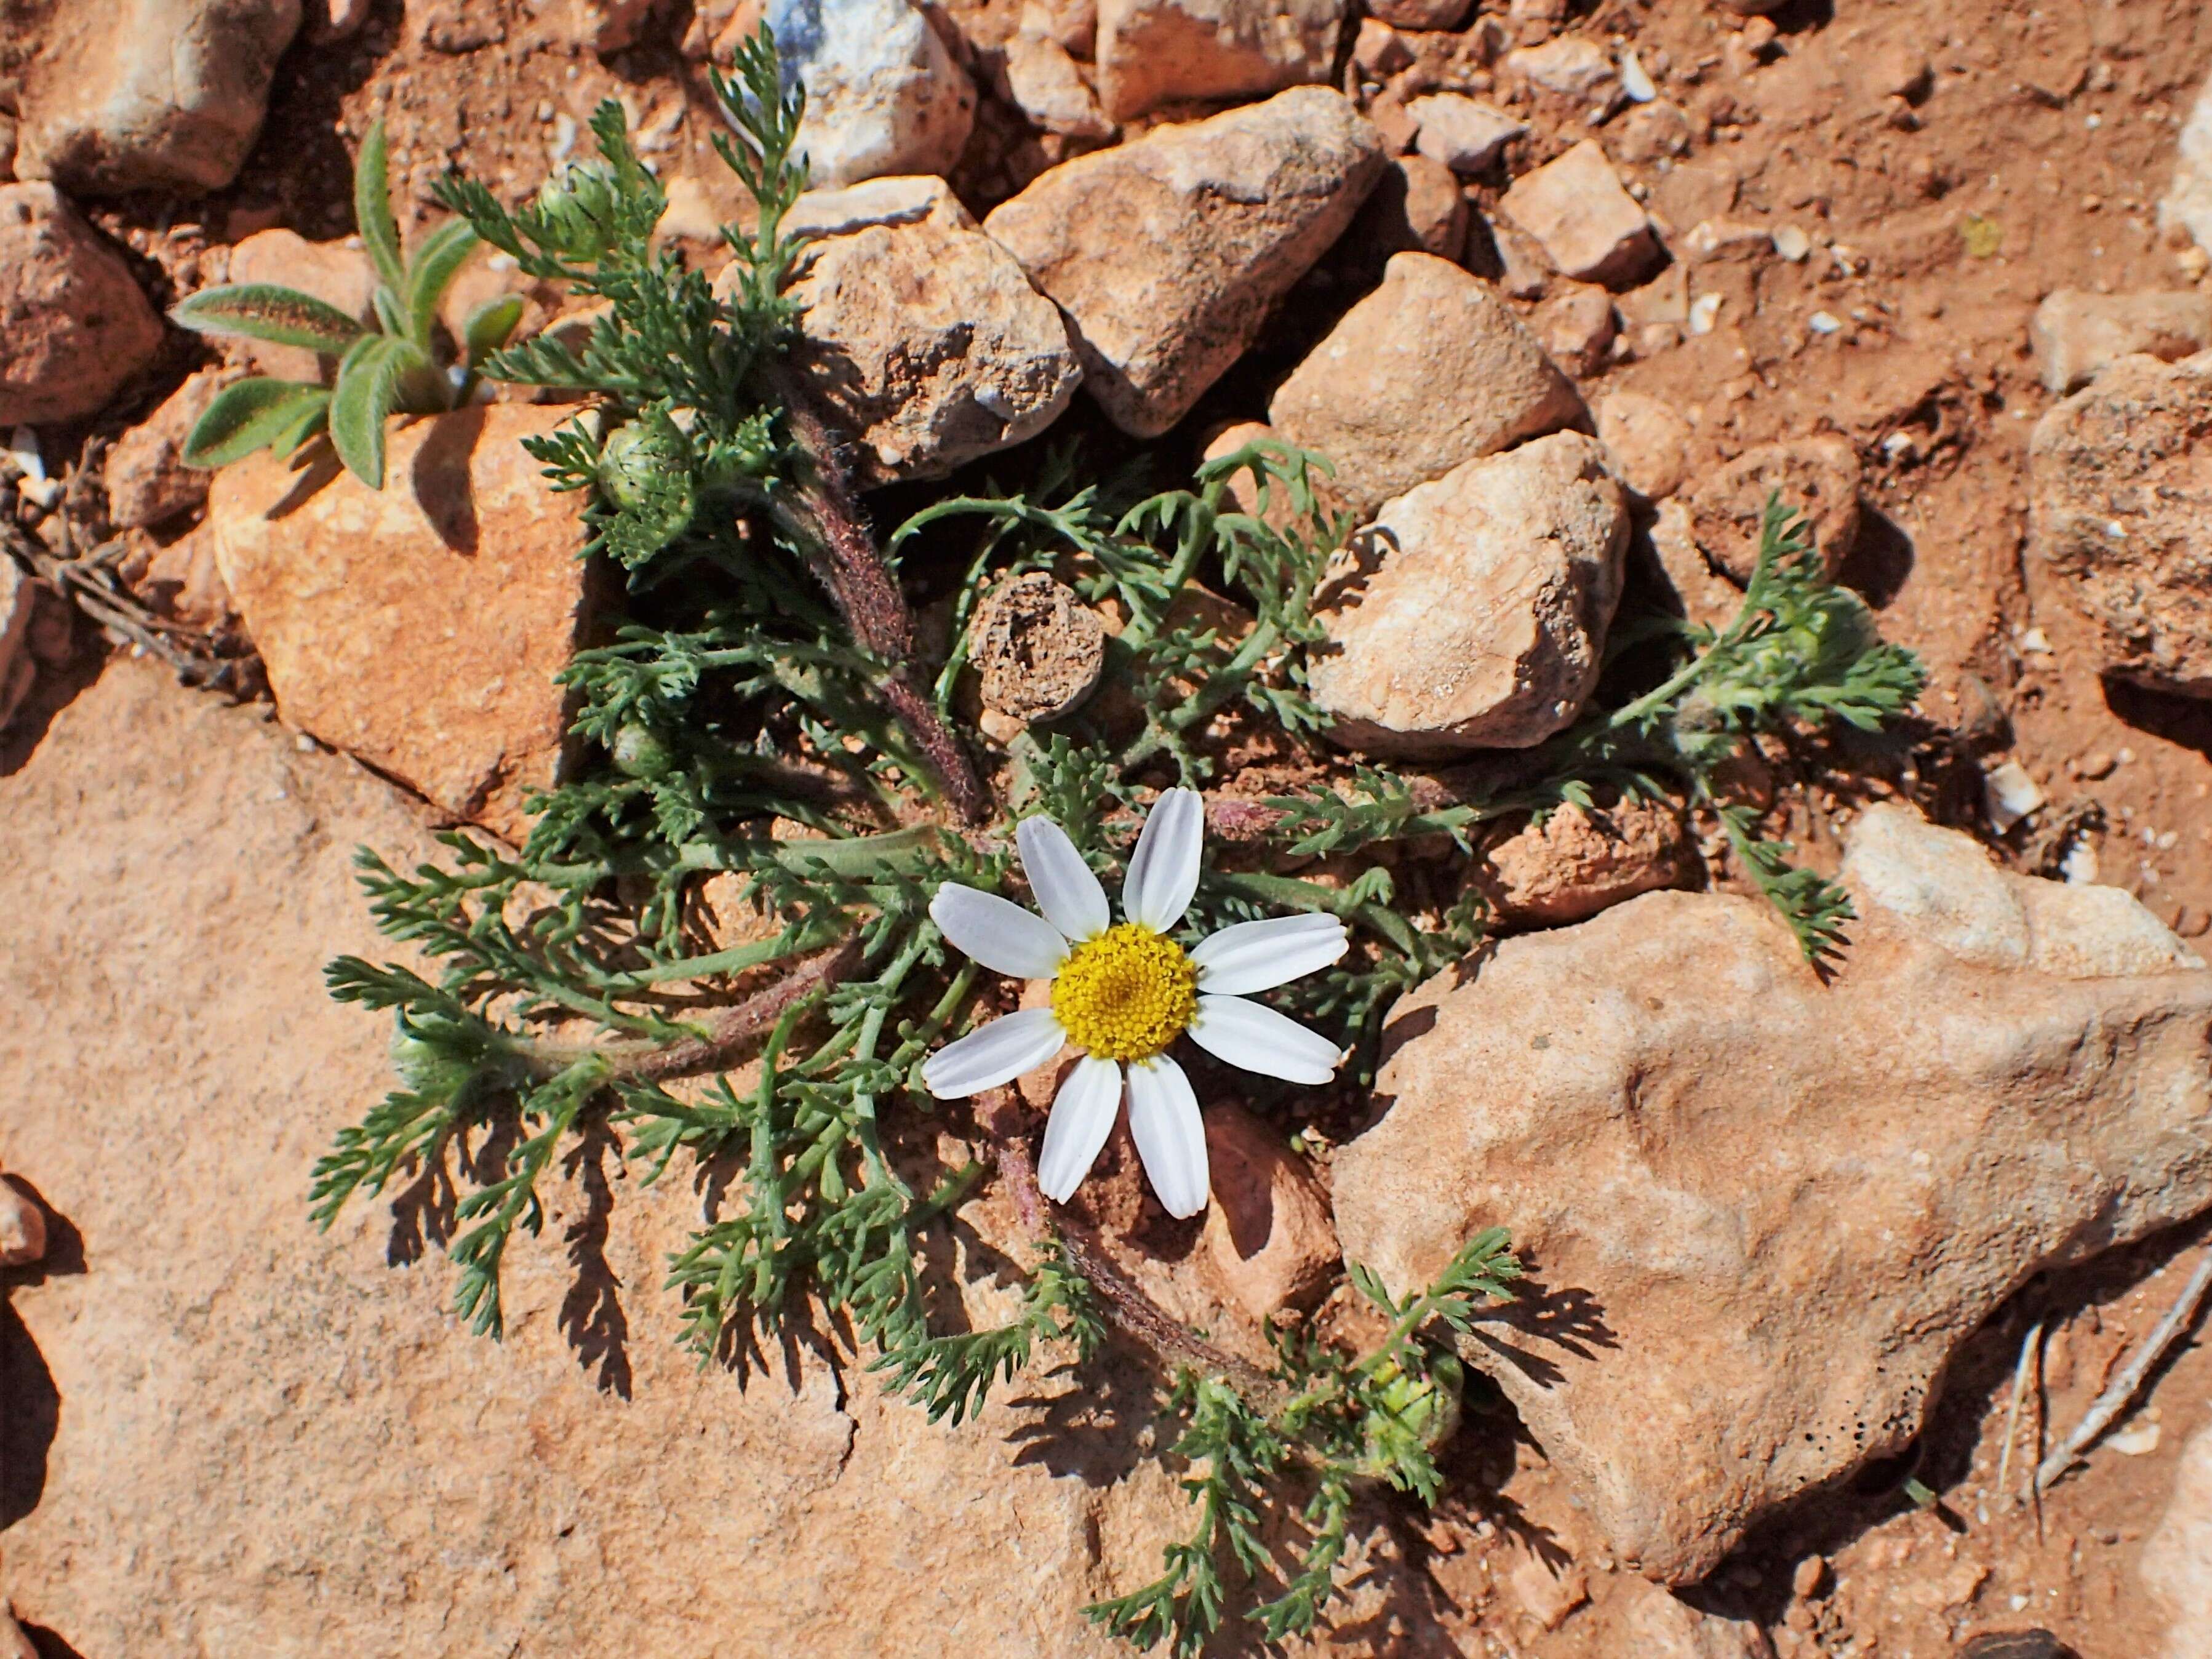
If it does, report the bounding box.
[788,172,975,238]
[206,406,596,842]
[2030,290,2212,394]
[985,87,1385,438]
[1409,94,1527,174]
[2028,350,2212,698]
[554,0,658,52]
[1269,252,1583,522]
[1197,1103,1340,1319]
[221,229,378,382]
[2159,69,2212,255]
[1534,281,1617,377]
[1595,390,1690,500]
[1094,0,1346,122]
[769,0,978,188]
[1332,805,2212,1585]
[105,366,241,529]
[1504,36,1619,106]
[1000,29,1114,140]
[967,570,1108,722]
[769,215,1081,482]
[1499,138,1658,289]
[0,183,164,426]
[1309,431,1628,753]
[1479,798,1692,926]
[1339,154,1469,281]
[1685,434,1861,584]
[2142,1425,2212,1659]
[13,0,301,194]
[0,657,1189,1659]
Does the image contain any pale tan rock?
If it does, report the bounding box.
[771,0,977,187]
[1269,252,1583,521]
[1535,281,1616,376]
[1352,18,1411,78]
[1093,0,1346,122]
[1001,30,1114,140]
[967,570,1108,722]
[0,183,164,426]
[789,174,976,238]
[0,657,1194,1659]
[0,1174,46,1266]
[1623,1583,1776,1658]
[554,0,657,52]
[14,0,301,194]
[1681,217,1773,264]
[2030,350,2212,698]
[207,406,595,842]
[1197,1103,1339,1319]
[2030,289,2212,394]
[1340,154,1469,280]
[105,366,242,529]
[1595,390,1690,500]
[985,87,1386,438]
[1409,94,1527,174]
[1509,1556,1589,1630]
[1310,431,1627,753]
[0,1604,34,1659]
[1479,798,1691,925]
[765,215,1081,483]
[2142,1425,2212,1659]
[1333,805,2212,1586]
[222,229,378,382]
[2160,70,2212,256]
[1611,98,1695,164]
[1505,36,1618,105]
[1499,138,1658,289]
[1648,497,1741,631]
[1685,434,1861,583]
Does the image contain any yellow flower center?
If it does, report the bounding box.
[1051,923,1199,1062]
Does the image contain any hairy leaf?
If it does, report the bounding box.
[329,334,425,489]
[354,117,407,294]
[182,378,332,468]
[460,292,525,365]
[405,217,482,345]
[171,284,367,354]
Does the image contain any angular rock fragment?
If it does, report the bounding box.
[1270,251,1583,521]
[1409,94,1527,174]
[1093,0,1346,122]
[1534,281,1616,377]
[105,366,241,529]
[2029,350,2212,698]
[999,29,1114,140]
[788,173,975,238]
[769,0,977,188]
[1504,36,1619,106]
[1333,805,2212,1585]
[1499,138,1658,288]
[967,570,1107,722]
[1198,1103,1340,1319]
[207,406,596,842]
[1595,389,1690,500]
[986,87,1385,437]
[0,183,164,426]
[13,0,302,194]
[2029,288,2212,395]
[765,214,1082,483]
[1478,798,1692,925]
[1684,434,1861,583]
[1309,431,1627,753]
[2159,68,2212,255]
[1339,155,1469,281]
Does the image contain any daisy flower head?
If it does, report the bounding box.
[920,788,1351,1219]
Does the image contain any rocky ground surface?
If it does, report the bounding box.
[6,1,2212,1657]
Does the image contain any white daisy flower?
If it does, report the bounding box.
[921,787,1351,1219]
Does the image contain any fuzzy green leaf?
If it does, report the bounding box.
[460,292,525,365]
[171,284,367,354]
[181,378,333,468]
[329,335,426,489]
[405,218,481,344]
[355,118,407,294]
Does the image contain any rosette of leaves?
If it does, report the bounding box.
[170,120,526,489]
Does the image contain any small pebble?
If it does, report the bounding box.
[1773,224,1812,261]
[1808,310,1844,335]
[1688,292,1723,334]
[1984,761,2045,833]
[1792,1554,1829,1599]
[2078,751,2116,779]
[1621,48,1656,103]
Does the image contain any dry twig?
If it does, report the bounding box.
[2034,1244,2212,1493]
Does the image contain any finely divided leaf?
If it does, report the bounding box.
[171,284,367,354]
[182,378,332,467]
[355,118,407,294]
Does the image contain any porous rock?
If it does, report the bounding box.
[1478,798,1692,926]
[1499,138,1658,289]
[1333,804,2212,1585]
[769,0,978,188]
[2028,350,2212,698]
[2030,290,2212,394]
[1595,389,1691,500]
[13,0,301,194]
[765,214,1081,483]
[1409,94,1527,174]
[0,183,164,426]
[1309,430,1628,753]
[1093,0,1346,122]
[1199,1104,1340,1319]
[967,570,1108,722]
[985,87,1386,438]
[0,656,1193,1658]
[2142,1425,2212,1659]
[206,406,596,842]
[1685,434,1861,583]
[105,365,241,529]
[1269,251,1584,522]
[222,228,378,382]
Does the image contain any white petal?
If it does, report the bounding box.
[1035,1056,1123,1202]
[1126,1055,1209,1218]
[1121,786,1205,933]
[921,1007,1068,1098]
[1187,994,1344,1085]
[929,884,1069,979]
[1191,912,1349,995]
[1017,815,1110,944]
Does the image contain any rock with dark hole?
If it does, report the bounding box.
[968,570,1108,722]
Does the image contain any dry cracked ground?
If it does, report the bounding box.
[4,1,2212,1657]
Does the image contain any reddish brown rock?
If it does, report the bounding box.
[1093,0,1346,122]
[1479,799,1693,926]
[1534,281,1617,377]
[1269,251,1584,521]
[1409,94,1527,174]
[1499,138,1658,289]
[1340,154,1469,281]
[0,183,164,426]
[1197,1103,1340,1319]
[1685,434,1862,584]
[1595,389,1691,500]
[985,87,1386,437]
[206,406,596,842]
[105,366,242,529]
